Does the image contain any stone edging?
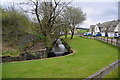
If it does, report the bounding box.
[2,49,76,63]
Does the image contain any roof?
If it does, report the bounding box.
[98,20,119,32]
[89,20,120,32]
[111,20,119,26]
[89,25,95,28]
[96,23,103,27]
[114,22,120,32]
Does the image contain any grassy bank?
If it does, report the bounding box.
[3,36,118,78]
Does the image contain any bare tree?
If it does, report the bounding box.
[63,6,86,39]
[61,12,71,39]
[19,0,70,48]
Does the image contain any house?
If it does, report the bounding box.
[89,20,120,37]
[114,22,120,32]
[93,23,102,35]
[89,25,95,35]
[107,20,119,37]
[114,22,120,37]
[100,21,114,37]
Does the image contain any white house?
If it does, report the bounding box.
[114,22,120,37]
[94,23,101,35]
[89,20,120,37]
[107,21,119,37]
[89,25,95,34]
[114,22,120,32]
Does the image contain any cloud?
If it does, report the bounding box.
[82,7,104,17]
[1,1,118,29]
[74,2,118,28]
[63,0,119,2]
[80,19,97,28]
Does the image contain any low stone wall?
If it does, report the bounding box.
[84,59,120,80]
[1,49,47,63]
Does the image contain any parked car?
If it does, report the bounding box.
[93,33,101,36]
[114,32,120,38]
[84,32,92,36]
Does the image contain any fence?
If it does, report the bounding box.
[84,59,120,80]
[80,36,120,46]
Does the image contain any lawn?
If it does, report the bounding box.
[2,36,118,78]
[77,29,88,33]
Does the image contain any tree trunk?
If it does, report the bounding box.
[65,31,68,39]
[70,28,75,39]
[44,33,52,48]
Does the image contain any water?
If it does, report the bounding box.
[52,39,68,56]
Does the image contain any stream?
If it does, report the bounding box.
[50,39,69,57]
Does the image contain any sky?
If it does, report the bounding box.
[0,0,119,28]
[74,2,118,28]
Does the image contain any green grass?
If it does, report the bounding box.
[2,48,21,56]
[2,36,118,78]
[2,52,20,56]
[77,29,88,33]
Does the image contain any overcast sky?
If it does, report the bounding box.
[74,2,118,28]
[0,0,119,28]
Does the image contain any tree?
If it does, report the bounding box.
[63,7,86,39]
[62,25,69,39]
[61,13,71,39]
[2,6,30,47]
[19,0,70,48]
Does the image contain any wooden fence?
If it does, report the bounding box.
[84,59,120,80]
[80,36,120,46]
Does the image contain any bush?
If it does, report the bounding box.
[32,33,45,40]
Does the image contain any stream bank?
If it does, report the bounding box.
[1,39,73,63]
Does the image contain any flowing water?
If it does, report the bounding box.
[52,39,68,56]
